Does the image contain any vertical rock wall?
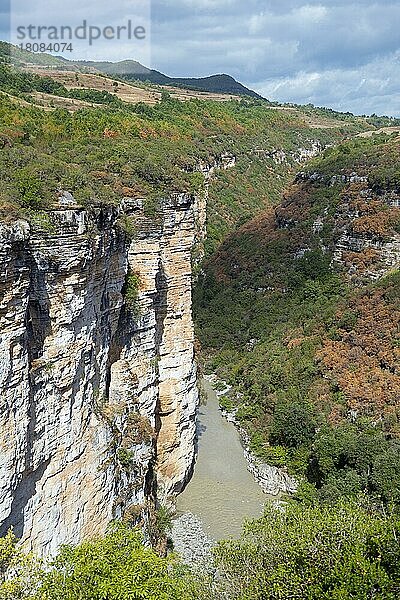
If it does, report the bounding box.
[0,193,199,556]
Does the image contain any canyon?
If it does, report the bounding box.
[0,63,382,558]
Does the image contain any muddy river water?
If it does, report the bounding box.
[176,379,268,540]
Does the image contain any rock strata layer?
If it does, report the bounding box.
[0,195,199,556]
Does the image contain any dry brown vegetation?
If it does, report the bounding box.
[319,282,400,432]
[24,67,241,105]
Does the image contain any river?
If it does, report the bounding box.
[175,379,268,541]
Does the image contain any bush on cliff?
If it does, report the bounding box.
[0,523,194,600]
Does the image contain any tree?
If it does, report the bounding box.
[269,399,317,448]
[161,90,172,103]
[0,529,42,599]
[0,523,195,600]
[308,423,400,505]
[213,499,400,599]
[15,169,42,208]
[39,522,192,600]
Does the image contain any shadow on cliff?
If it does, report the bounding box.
[1,257,53,538]
[154,261,168,437]
[0,459,51,538]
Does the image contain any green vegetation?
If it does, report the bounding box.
[117,448,135,468]
[213,499,400,599]
[40,523,190,600]
[125,271,141,315]
[269,398,317,448]
[308,134,400,184]
[308,422,400,505]
[0,62,368,242]
[0,41,66,68]
[1,501,400,599]
[195,134,400,501]
[0,62,122,107]
[0,523,195,600]
[0,62,67,96]
[1,57,399,599]
[154,506,173,538]
[68,88,123,106]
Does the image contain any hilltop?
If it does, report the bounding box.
[70,58,262,98]
[0,42,261,99]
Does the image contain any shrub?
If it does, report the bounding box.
[213,499,400,599]
[0,530,42,599]
[124,412,155,446]
[155,506,173,537]
[125,271,141,315]
[117,447,135,469]
[39,522,193,600]
[15,169,43,208]
[308,423,400,504]
[269,399,317,449]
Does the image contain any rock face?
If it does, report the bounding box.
[0,195,199,556]
[291,173,400,282]
[254,142,324,165]
[245,453,298,496]
[193,153,236,266]
[331,185,400,281]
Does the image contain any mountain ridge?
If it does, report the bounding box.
[0,42,262,98]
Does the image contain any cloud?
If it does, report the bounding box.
[9,0,151,62]
[4,0,399,115]
[149,0,400,115]
[255,51,400,116]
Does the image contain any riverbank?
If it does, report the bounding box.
[205,374,298,496]
[170,378,271,564]
[171,513,215,570]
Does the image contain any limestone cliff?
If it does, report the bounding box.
[0,193,198,556]
[294,171,400,282]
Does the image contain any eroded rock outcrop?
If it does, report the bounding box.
[0,194,199,556]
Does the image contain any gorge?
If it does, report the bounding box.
[2,57,400,598]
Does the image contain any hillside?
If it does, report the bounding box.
[0,41,66,68]
[123,71,262,99]
[59,60,262,98]
[0,42,261,99]
[195,133,400,504]
[0,61,371,255]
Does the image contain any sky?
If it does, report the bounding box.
[151,0,400,117]
[1,0,399,116]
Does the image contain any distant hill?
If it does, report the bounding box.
[143,73,262,98]
[0,41,68,68]
[69,59,262,98]
[66,59,149,75]
[0,42,261,99]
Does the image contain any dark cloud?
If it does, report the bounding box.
[0,0,10,41]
